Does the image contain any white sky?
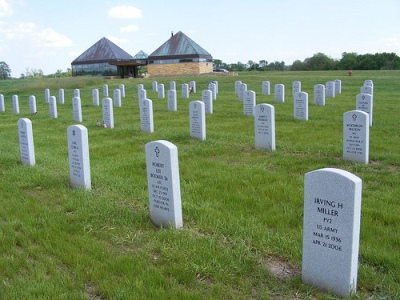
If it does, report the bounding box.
[0,0,399,76]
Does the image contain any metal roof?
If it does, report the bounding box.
[148,31,212,60]
[71,37,133,64]
[133,50,148,59]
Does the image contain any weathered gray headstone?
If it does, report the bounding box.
[254,103,275,151]
[158,83,165,99]
[49,96,58,118]
[67,124,91,190]
[119,84,125,97]
[12,95,19,114]
[92,89,99,106]
[182,84,189,99]
[262,81,270,95]
[274,84,285,103]
[189,100,206,140]
[102,97,114,128]
[167,90,177,111]
[302,168,362,297]
[29,95,37,114]
[74,89,80,98]
[326,81,335,98]
[145,140,183,229]
[59,89,65,104]
[152,81,158,92]
[18,118,35,166]
[334,79,342,95]
[103,84,108,97]
[0,94,4,112]
[140,99,154,133]
[72,96,82,122]
[343,110,369,164]
[243,90,256,116]
[292,81,301,95]
[201,90,213,114]
[356,93,373,126]
[294,91,308,120]
[170,81,176,91]
[314,84,325,106]
[44,88,50,103]
[113,89,121,107]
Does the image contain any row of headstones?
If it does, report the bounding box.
[14,119,363,297]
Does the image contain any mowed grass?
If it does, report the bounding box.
[0,71,399,299]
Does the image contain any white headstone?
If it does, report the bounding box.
[113,89,121,107]
[145,140,183,229]
[314,84,325,106]
[49,96,58,118]
[201,90,213,114]
[294,91,308,121]
[356,93,373,126]
[92,89,99,106]
[58,89,64,104]
[189,100,206,140]
[208,82,217,100]
[72,96,82,122]
[167,90,177,111]
[274,84,285,103]
[12,95,19,114]
[243,90,256,116]
[140,99,154,133]
[302,168,362,297]
[29,95,37,114]
[254,104,275,151]
[235,80,242,94]
[238,83,247,101]
[170,81,176,91]
[262,81,270,95]
[0,94,4,112]
[182,84,189,99]
[292,81,301,95]
[334,79,342,95]
[343,110,369,164]
[119,84,125,97]
[102,97,114,128]
[74,89,80,98]
[360,85,373,96]
[326,81,335,98]
[152,81,158,92]
[67,125,91,190]
[18,118,35,166]
[137,83,144,92]
[44,88,50,103]
[364,80,373,88]
[103,84,108,97]
[139,88,147,102]
[158,83,165,99]
[189,80,196,93]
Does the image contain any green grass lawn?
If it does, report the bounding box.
[0,71,399,299]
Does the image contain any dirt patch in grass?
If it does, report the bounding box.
[260,255,300,281]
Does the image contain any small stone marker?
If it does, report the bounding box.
[314,84,325,106]
[243,90,256,116]
[113,89,121,107]
[189,100,206,140]
[139,88,147,102]
[262,81,270,95]
[67,125,91,190]
[201,90,213,114]
[274,84,285,103]
[0,94,4,112]
[343,110,369,164]
[294,91,308,120]
[356,93,373,126]
[74,89,80,98]
[49,96,58,118]
[292,81,301,95]
[140,99,154,133]
[326,81,335,98]
[18,118,35,166]
[92,89,99,106]
[152,81,158,92]
[254,104,275,151]
[44,88,50,103]
[167,90,177,111]
[189,80,196,93]
[119,84,125,97]
[170,81,176,91]
[158,83,165,99]
[209,82,217,100]
[302,168,362,297]
[12,95,19,114]
[238,83,247,101]
[59,89,65,104]
[145,140,183,229]
[102,97,114,128]
[182,84,189,99]
[235,80,242,94]
[29,95,37,114]
[137,83,144,93]
[72,96,82,122]
[103,84,108,97]
[334,79,342,94]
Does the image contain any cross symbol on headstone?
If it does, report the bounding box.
[261,106,265,112]
[362,95,365,100]
[352,114,358,121]
[72,130,76,136]
[154,147,160,157]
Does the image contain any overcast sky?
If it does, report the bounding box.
[0,0,399,76]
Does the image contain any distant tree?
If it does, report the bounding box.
[258,60,268,71]
[338,52,359,70]
[268,61,285,71]
[304,53,337,70]
[213,59,222,68]
[0,61,11,79]
[290,60,305,71]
